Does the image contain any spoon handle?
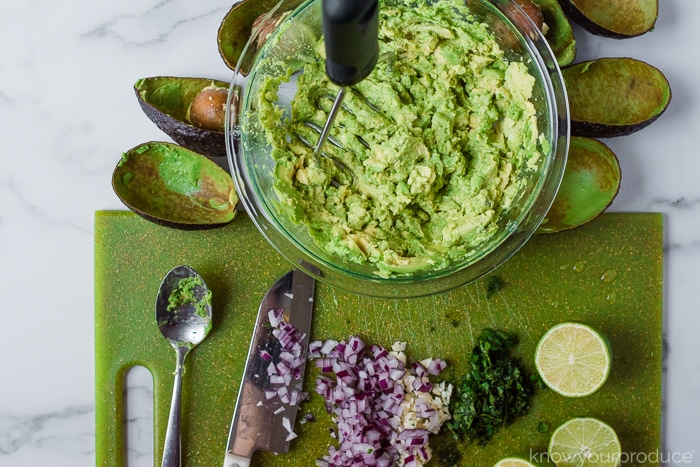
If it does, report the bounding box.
[161,345,189,467]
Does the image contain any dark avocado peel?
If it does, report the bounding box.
[217,0,282,72]
[563,57,671,138]
[558,0,658,39]
[135,77,229,159]
[112,141,238,230]
[538,136,621,234]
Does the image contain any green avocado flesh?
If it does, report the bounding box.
[539,136,620,233]
[134,77,231,159]
[560,0,658,38]
[532,0,576,66]
[218,0,282,71]
[563,57,671,138]
[254,0,549,277]
[167,276,212,319]
[112,142,237,229]
[135,77,228,123]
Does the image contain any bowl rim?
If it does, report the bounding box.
[225,0,569,298]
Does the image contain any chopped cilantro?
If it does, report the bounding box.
[446,328,535,445]
[537,421,550,433]
[486,276,506,298]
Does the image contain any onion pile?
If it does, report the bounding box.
[263,308,310,441]
[310,337,452,467]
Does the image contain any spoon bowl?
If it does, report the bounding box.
[155,265,213,467]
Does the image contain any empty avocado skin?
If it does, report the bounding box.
[135,77,229,159]
[531,0,576,66]
[538,136,620,234]
[217,0,282,72]
[558,0,658,38]
[563,57,671,138]
[112,141,238,230]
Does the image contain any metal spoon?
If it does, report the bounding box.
[155,265,213,467]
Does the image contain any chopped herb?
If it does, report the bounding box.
[537,421,550,433]
[446,328,535,445]
[486,276,506,298]
[531,372,547,389]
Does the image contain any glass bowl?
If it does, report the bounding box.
[226,0,569,298]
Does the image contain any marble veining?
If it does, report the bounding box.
[1,0,699,465]
[82,2,230,48]
[0,405,94,456]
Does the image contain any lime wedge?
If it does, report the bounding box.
[548,417,621,467]
[494,457,538,467]
[535,322,611,397]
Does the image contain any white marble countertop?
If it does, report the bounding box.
[1,0,698,465]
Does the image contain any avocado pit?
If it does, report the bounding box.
[188,86,228,132]
[135,77,229,159]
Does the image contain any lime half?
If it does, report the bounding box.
[548,417,621,467]
[535,322,611,397]
[494,457,537,467]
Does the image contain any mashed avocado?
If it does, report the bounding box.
[167,276,211,318]
[257,0,546,277]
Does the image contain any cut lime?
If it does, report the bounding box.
[494,457,538,467]
[535,322,611,397]
[548,417,621,467]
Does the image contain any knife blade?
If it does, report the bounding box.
[223,268,317,467]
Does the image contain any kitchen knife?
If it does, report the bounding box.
[223,268,317,467]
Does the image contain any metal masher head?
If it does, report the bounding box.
[301,0,379,186]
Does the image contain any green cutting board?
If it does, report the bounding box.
[95,211,664,467]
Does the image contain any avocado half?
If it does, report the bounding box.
[558,0,658,39]
[135,76,229,159]
[538,136,621,234]
[112,141,238,230]
[218,0,282,72]
[563,57,671,138]
[532,0,576,66]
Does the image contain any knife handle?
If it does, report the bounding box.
[223,452,251,467]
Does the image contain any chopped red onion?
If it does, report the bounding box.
[260,308,311,444]
[309,340,323,358]
[427,359,447,375]
[268,309,282,327]
[320,339,339,355]
[311,337,452,467]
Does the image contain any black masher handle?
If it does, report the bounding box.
[322,0,379,86]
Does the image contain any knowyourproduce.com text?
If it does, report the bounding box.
[530,449,695,465]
